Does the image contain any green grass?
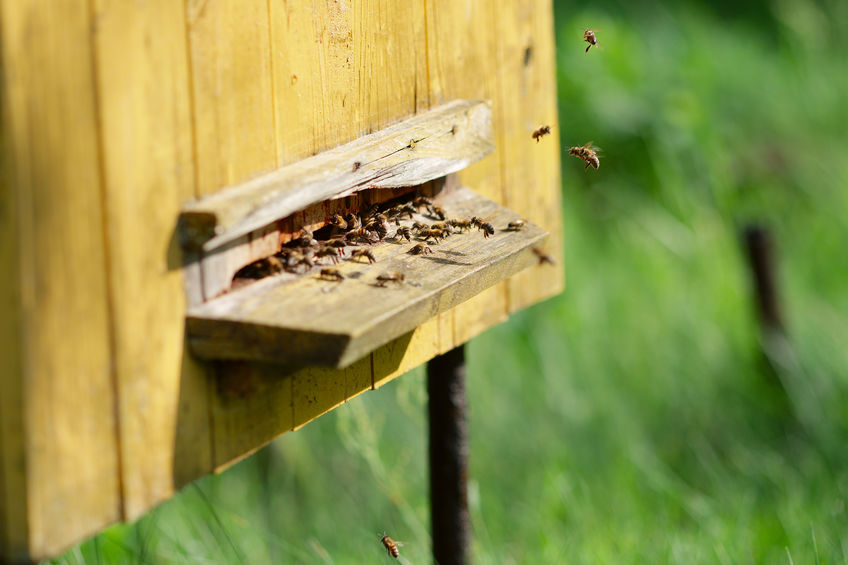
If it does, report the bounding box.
[48,1,848,563]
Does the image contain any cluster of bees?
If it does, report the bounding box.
[531,28,603,172]
[237,194,543,289]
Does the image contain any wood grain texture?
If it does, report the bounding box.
[0,45,27,561]
[91,0,211,521]
[189,188,546,367]
[182,100,492,252]
[0,0,121,558]
[187,0,277,195]
[425,1,509,347]
[496,0,564,312]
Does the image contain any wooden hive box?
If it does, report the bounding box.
[0,1,562,561]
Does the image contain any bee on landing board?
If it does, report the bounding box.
[531,125,551,143]
[506,219,526,231]
[408,242,433,255]
[318,268,344,281]
[583,29,600,52]
[350,248,376,264]
[375,271,405,287]
[379,533,402,558]
[569,142,601,170]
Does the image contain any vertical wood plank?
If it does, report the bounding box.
[91,0,210,520]
[187,0,277,194]
[426,0,507,346]
[0,69,27,560]
[0,0,121,557]
[496,0,564,311]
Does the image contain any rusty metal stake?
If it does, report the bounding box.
[428,345,470,565]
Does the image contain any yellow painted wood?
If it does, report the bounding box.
[496,0,565,312]
[187,0,277,194]
[0,0,121,558]
[91,0,211,521]
[0,70,27,561]
[425,0,509,347]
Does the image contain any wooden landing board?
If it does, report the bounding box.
[181,99,493,252]
[187,187,547,368]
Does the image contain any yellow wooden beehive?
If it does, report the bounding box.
[0,0,562,561]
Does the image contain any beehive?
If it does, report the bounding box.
[0,1,562,561]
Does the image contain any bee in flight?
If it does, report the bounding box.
[583,29,600,53]
[569,142,601,170]
[379,533,402,559]
[531,125,551,143]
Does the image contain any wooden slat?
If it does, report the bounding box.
[187,0,276,196]
[182,100,492,252]
[90,0,210,520]
[188,188,547,367]
[0,62,27,561]
[497,0,564,312]
[426,1,509,347]
[0,0,121,558]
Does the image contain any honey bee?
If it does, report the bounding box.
[532,247,555,265]
[380,534,401,559]
[531,125,551,143]
[569,142,601,170]
[395,226,412,241]
[398,203,416,220]
[282,250,314,273]
[315,246,341,264]
[350,248,376,264]
[375,271,405,287]
[447,218,473,232]
[408,243,433,255]
[352,161,362,172]
[318,268,344,281]
[470,217,495,238]
[427,204,446,221]
[345,213,362,230]
[366,221,388,240]
[345,228,376,244]
[418,228,444,243]
[326,239,347,256]
[583,29,600,53]
[237,256,284,279]
[412,196,433,211]
[363,203,381,220]
[330,214,348,230]
[293,228,317,247]
[506,219,526,231]
[411,221,429,233]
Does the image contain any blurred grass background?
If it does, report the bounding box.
[47,0,848,562]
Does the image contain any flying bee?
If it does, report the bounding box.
[506,219,526,231]
[376,271,405,287]
[532,247,555,265]
[447,218,473,232]
[362,203,381,220]
[426,204,446,220]
[315,246,341,264]
[569,142,601,170]
[395,226,412,241]
[317,268,344,282]
[330,214,348,230]
[408,243,433,255]
[583,28,600,53]
[379,534,402,559]
[352,161,362,172]
[345,213,362,230]
[350,248,376,264]
[398,203,416,220]
[531,125,551,143]
[412,196,433,210]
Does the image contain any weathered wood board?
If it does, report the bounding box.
[188,188,547,367]
[181,100,493,251]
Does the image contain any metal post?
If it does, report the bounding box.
[428,345,470,565]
